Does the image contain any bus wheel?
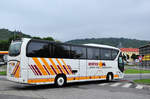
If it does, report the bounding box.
[55,75,66,87]
[106,73,113,82]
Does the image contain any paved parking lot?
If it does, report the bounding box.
[0,76,150,99]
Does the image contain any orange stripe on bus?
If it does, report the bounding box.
[114,75,119,78]
[32,58,48,75]
[101,75,106,79]
[12,65,17,75]
[75,77,80,80]
[14,66,20,78]
[40,58,55,75]
[12,62,19,75]
[27,75,108,83]
[48,58,61,74]
[67,77,74,81]
[61,59,72,75]
[67,76,107,81]
[56,58,68,75]
[28,78,53,83]
[95,76,100,79]
[79,77,87,80]
[91,76,95,79]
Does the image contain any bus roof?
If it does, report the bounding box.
[22,38,120,50]
[84,43,120,50]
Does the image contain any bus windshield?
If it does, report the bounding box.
[9,42,22,56]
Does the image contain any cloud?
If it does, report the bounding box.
[0,0,150,41]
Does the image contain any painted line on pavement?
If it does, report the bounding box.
[135,85,143,89]
[98,83,108,86]
[122,83,132,88]
[110,83,121,87]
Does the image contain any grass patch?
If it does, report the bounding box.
[134,79,150,85]
[125,69,150,74]
[0,71,6,75]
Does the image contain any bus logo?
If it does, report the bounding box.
[88,62,106,68]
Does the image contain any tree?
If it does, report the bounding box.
[8,35,22,43]
[126,54,130,60]
[43,37,54,41]
[32,37,55,41]
[131,53,138,61]
[122,54,127,61]
[32,37,42,40]
[0,40,9,51]
[55,40,61,43]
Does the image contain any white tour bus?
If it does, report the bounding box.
[7,38,124,87]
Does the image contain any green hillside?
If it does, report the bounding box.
[0,28,31,40]
[1,28,149,48]
[66,38,150,48]
[0,28,55,51]
[0,28,31,51]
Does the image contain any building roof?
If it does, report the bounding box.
[139,43,150,49]
[120,48,139,52]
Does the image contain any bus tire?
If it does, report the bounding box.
[106,73,113,82]
[55,74,66,87]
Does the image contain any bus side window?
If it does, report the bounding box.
[71,46,86,59]
[61,45,70,58]
[101,49,111,60]
[49,43,54,58]
[87,48,99,60]
[53,44,70,58]
[27,41,50,57]
[111,50,119,60]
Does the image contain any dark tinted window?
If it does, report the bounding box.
[71,46,86,59]
[112,50,119,60]
[87,48,99,60]
[53,44,70,58]
[101,49,111,60]
[49,43,53,57]
[27,41,50,57]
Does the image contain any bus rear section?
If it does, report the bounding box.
[7,39,29,83]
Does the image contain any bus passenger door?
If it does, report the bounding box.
[118,54,124,73]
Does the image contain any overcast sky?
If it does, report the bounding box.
[0,0,150,41]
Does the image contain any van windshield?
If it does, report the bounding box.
[9,42,22,56]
